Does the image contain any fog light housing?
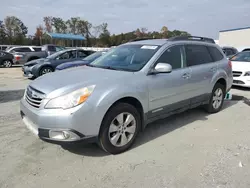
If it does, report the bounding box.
[49,130,80,141]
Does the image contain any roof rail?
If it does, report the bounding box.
[129,38,154,42]
[168,36,215,44]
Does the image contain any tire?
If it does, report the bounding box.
[3,60,12,68]
[39,66,53,76]
[205,83,226,113]
[99,103,141,154]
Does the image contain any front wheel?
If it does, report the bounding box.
[39,66,53,76]
[3,60,12,68]
[99,103,141,154]
[205,83,225,113]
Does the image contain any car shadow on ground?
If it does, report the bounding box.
[0,89,25,103]
[0,65,23,68]
[62,100,239,157]
[232,85,250,91]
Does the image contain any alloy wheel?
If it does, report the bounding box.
[212,88,223,109]
[108,112,136,147]
[3,60,12,68]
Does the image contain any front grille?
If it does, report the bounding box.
[232,71,242,77]
[25,86,45,108]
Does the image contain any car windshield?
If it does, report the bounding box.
[46,50,67,59]
[88,44,160,71]
[230,51,250,62]
[83,51,106,62]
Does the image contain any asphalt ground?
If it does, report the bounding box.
[1,67,250,188]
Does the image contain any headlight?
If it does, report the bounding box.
[45,85,95,109]
[244,71,250,76]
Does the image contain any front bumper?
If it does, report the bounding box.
[20,97,100,143]
[232,76,250,88]
[22,66,34,78]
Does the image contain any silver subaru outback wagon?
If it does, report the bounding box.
[20,36,233,154]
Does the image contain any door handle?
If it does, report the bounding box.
[182,73,190,79]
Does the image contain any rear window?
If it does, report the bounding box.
[223,48,235,56]
[185,45,213,66]
[208,46,224,61]
[0,52,6,56]
[47,46,56,51]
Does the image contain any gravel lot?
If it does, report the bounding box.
[1,67,250,188]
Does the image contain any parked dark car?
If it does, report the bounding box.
[222,46,238,58]
[0,51,14,68]
[55,50,108,71]
[22,48,89,78]
[242,48,250,52]
[7,44,66,67]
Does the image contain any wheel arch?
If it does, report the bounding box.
[98,96,145,136]
[37,64,54,76]
[215,77,227,91]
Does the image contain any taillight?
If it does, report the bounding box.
[228,60,232,68]
[15,55,23,61]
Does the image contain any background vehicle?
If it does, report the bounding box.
[242,48,250,52]
[230,51,250,88]
[222,46,238,58]
[20,36,232,154]
[6,44,65,66]
[22,48,90,78]
[0,51,14,68]
[55,50,108,71]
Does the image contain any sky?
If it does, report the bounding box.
[1,0,250,39]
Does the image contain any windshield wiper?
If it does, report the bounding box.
[86,64,134,72]
[86,64,98,67]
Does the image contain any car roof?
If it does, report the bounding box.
[125,39,168,46]
[124,36,216,47]
[222,46,237,49]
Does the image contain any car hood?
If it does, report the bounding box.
[231,61,250,72]
[29,66,135,98]
[24,58,49,66]
[56,60,89,70]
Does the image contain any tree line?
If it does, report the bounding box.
[0,16,191,47]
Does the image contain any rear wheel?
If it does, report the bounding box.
[39,66,53,76]
[3,60,12,68]
[205,83,225,113]
[99,103,141,154]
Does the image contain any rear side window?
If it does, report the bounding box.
[33,47,41,52]
[11,47,32,52]
[208,46,224,61]
[1,46,7,50]
[77,50,87,58]
[185,45,213,66]
[0,52,6,56]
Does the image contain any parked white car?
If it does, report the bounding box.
[231,51,250,88]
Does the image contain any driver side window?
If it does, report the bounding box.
[58,51,77,59]
[155,45,185,70]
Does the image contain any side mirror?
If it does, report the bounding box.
[152,63,172,74]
